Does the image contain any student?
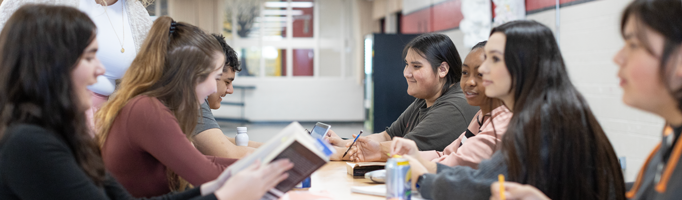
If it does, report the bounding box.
[0,5,292,200]
[95,16,242,197]
[389,41,512,171]
[192,34,261,158]
[492,0,682,199]
[410,20,625,200]
[0,0,154,133]
[326,33,479,161]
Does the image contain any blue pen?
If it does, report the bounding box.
[342,130,363,158]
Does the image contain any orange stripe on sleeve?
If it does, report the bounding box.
[656,127,682,193]
[627,143,661,198]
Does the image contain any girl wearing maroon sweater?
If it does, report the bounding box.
[96,16,292,198]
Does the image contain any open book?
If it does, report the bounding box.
[222,122,332,199]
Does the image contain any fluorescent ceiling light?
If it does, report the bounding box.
[263,10,304,15]
[262,17,287,22]
[264,2,314,8]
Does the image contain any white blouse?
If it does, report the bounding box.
[80,0,137,96]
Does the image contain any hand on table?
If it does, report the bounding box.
[324,129,346,147]
[214,159,293,200]
[347,135,382,162]
[490,182,550,200]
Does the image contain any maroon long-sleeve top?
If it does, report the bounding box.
[102,96,237,197]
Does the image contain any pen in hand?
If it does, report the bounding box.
[342,130,363,159]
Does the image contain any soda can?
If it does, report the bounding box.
[386,156,411,200]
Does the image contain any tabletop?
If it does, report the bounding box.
[283,161,385,200]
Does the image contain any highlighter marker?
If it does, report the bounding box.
[498,174,506,200]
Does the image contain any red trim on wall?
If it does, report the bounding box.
[402,0,463,34]
[491,1,496,19]
[402,7,432,33]
[432,0,463,32]
[525,0,582,12]
[401,0,589,34]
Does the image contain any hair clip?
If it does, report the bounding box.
[170,21,177,34]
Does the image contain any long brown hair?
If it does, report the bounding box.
[95,16,222,191]
[0,5,105,185]
[494,20,625,200]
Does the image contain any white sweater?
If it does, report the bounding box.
[0,0,152,96]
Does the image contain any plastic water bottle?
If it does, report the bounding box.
[235,127,249,146]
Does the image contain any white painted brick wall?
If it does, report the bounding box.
[440,0,663,181]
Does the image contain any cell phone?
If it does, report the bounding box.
[310,122,331,139]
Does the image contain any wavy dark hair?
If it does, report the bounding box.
[402,33,463,95]
[621,0,682,112]
[211,33,241,72]
[494,20,625,200]
[0,5,105,185]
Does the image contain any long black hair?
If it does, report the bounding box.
[0,5,105,184]
[495,20,625,200]
[402,33,463,95]
[621,0,682,112]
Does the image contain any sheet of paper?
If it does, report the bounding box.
[350,185,427,200]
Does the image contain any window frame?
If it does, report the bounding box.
[226,0,350,79]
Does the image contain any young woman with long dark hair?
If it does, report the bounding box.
[409,20,625,200]
[491,0,682,199]
[329,33,480,161]
[0,5,292,200]
[0,0,156,134]
[389,41,512,171]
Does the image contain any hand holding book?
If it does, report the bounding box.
[214,159,293,200]
[221,122,332,199]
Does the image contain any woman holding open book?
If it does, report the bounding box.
[0,5,292,200]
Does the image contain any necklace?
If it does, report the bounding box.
[101,0,125,53]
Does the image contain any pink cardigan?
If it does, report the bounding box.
[419,105,512,169]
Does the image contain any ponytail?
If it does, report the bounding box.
[95,16,174,145]
[95,16,222,192]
